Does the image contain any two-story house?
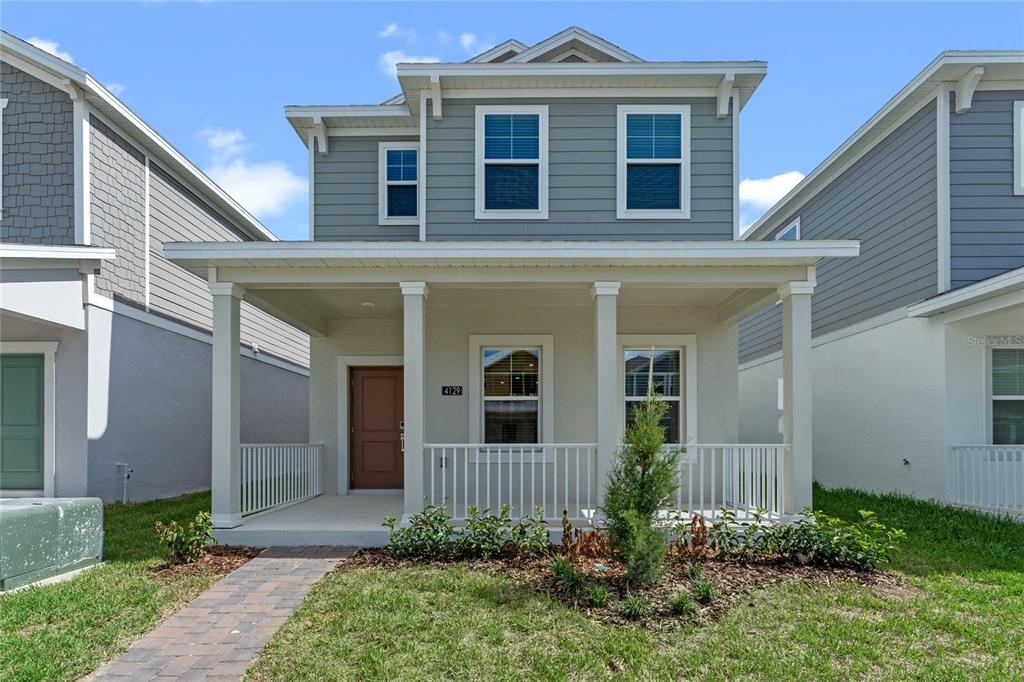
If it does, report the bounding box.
[738,51,1024,516]
[163,27,858,545]
[0,32,309,502]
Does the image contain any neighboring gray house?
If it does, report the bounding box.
[0,32,309,502]
[162,27,859,546]
[738,52,1024,516]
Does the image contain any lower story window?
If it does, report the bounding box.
[483,347,540,444]
[624,348,682,444]
[993,348,1024,445]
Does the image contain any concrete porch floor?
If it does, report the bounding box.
[215,494,403,547]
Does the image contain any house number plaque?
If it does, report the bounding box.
[441,385,463,396]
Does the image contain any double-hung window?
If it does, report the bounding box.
[617,105,691,219]
[482,347,541,444]
[475,106,548,219]
[992,347,1024,445]
[623,348,683,444]
[378,141,418,225]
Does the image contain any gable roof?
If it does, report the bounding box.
[742,50,1024,242]
[506,26,642,64]
[0,30,277,242]
[468,39,529,64]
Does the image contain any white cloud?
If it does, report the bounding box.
[437,30,452,46]
[27,37,73,63]
[459,32,493,55]
[378,23,416,42]
[378,50,440,76]
[198,127,305,219]
[104,82,126,97]
[738,170,805,231]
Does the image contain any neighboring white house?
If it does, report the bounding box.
[738,52,1024,517]
[0,32,310,502]
[164,27,859,546]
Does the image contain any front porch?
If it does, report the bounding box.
[164,240,858,543]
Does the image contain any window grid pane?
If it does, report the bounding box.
[993,400,1024,445]
[627,113,681,160]
[386,185,416,217]
[484,348,539,398]
[993,349,1024,396]
[485,114,539,160]
[625,400,681,443]
[484,400,539,444]
[625,349,681,397]
[626,164,681,210]
[485,165,539,210]
[386,149,417,182]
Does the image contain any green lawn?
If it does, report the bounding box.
[247,487,1024,681]
[0,492,219,682]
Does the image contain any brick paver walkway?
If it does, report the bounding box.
[90,546,353,681]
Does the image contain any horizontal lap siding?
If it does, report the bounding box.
[426,98,732,240]
[739,101,937,363]
[314,135,418,241]
[949,90,1024,289]
[149,163,309,366]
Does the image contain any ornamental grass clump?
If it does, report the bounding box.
[601,392,680,587]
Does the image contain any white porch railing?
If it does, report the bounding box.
[951,445,1024,514]
[675,444,789,521]
[240,444,322,516]
[424,444,597,521]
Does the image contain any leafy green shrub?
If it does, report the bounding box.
[759,509,905,570]
[691,576,716,605]
[511,506,550,556]
[585,583,610,607]
[602,394,679,587]
[684,561,703,581]
[551,555,586,595]
[668,591,697,616]
[619,594,653,620]
[383,503,456,559]
[461,504,512,559]
[154,511,214,564]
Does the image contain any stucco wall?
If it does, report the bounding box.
[309,301,739,496]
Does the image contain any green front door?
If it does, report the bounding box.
[1,355,45,490]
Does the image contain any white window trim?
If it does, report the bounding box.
[1013,101,1023,196]
[617,335,698,446]
[468,334,554,444]
[0,98,8,219]
[989,343,1024,445]
[0,341,58,497]
[775,217,800,241]
[378,141,420,226]
[474,105,549,220]
[616,104,691,220]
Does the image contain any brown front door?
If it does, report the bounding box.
[350,367,404,489]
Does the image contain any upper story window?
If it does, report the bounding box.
[475,106,548,220]
[992,347,1024,445]
[378,142,418,226]
[617,105,691,220]
[1013,101,1023,196]
[775,218,800,241]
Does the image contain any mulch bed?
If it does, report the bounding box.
[149,545,262,582]
[342,547,907,631]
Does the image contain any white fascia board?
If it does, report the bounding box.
[164,239,859,267]
[468,39,529,63]
[284,104,412,118]
[506,27,642,64]
[742,50,1024,242]
[397,61,767,78]
[908,267,1024,318]
[0,244,116,261]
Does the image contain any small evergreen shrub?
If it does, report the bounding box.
[511,506,550,556]
[461,504,512,559]
[619,594,653,620]
[668,591,697,616]
[691,576,716,605]
[154,511,214,565]
[602,393,679,587]
[383,503,456,558]
[585,583,610,608]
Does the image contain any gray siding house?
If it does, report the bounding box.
[163,27,859,546]
[738,52,1024,515]
[0,32,309,502]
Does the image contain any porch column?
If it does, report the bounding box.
[593,281,620,510]
[400,282,428,519]
[780,281,815,514]
[209,282,243,529]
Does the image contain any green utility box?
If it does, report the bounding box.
[0,498,103,591]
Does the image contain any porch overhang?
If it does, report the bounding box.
[908,267,1024,322]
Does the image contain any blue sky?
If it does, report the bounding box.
[4,2,1019,239]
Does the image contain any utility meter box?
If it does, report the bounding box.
[0,498,104,591]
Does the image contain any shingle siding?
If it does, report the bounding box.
[313,135,418,241]
[0,61,75,244]
[148,162,309,367]
[739,100,938,364]
[89,114,147,303]
[949,89,1024,289]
